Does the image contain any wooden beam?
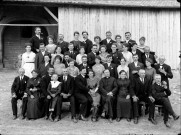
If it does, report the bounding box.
[44,6,58,23]
[0,24,58,26]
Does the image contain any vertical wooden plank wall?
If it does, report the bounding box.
[58,6,180,69]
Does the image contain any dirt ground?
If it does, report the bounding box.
[0,69,180,135]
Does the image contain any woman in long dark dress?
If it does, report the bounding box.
[26,70,42,119]
[116,70,132,122]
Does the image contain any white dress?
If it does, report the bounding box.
[21,52,36,78]
[122,51,133,66]
[117,65,129,78]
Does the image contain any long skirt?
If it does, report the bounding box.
[27,94,42,119]
[117,97,132,118]
[22,63,34,78]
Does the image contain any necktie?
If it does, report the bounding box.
[64,76,66,81]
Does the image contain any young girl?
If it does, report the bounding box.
[47,74,61,122]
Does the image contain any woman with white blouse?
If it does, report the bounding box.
[117,57,129,78]
[76,47,87,65]
[122,43,133,66]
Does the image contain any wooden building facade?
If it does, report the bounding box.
[0,0,180,69]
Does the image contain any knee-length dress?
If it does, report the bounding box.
[26,77,43,119]
[21,52,36,78]
[117,78,132,118]
[87,77,101,106]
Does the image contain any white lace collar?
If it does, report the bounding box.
[51,81,61,88]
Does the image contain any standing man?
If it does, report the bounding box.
[110,43,123,65]
[131,43,143,63]
[35,43,50,71]
[11,68,29,120]
[128,54,144,80]
[100,31,116,53]
[124,32,136,52]
[57,34,69,54]
[65,43,78,60]
[74,67,93,121]
[81,31,93,54]
[154,55,173,88]
[87,45,97,68]
[99,69,118,123]
[30,27,46,53]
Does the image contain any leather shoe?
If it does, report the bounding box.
[108,118,113,123]
[116,118,120,122]
[54,116,61,122]
[80,115,88,121]
[72,117,78,123]
[127,118,131,122]
[148,118,157,125]
[134,117,138,124]
[13,115,17,120]
[173,115,179,120]
[165,121,171,128]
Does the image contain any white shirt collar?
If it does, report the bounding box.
[106,39,111,43]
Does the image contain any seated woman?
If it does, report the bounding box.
[26,70,43,120]
[145,58,156,82]
[67,59,80,78]
[87,69,101,122]
[117,57,129,78]
[76,47,87,65]
[47,74,61,122]
[116,70,132,122]
[53,55,65,76]
[99,45,109,63]
[51,46,64,65]
[46,35,57,54]
[92,56,105,81]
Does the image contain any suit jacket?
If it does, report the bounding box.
[11,75,29,95]
[74,74,89,94]
[99,77,118,96]
[29,35,46,53]
[141,53,157,67]
[65,51,78,60]
[103,63,118,79]
[58,75,74,95]
[131,49,143,63]
[110,51,123,65]
[87,51,96,68]
[151,83,171,100]
[123,39,137,52]
[38,63,52,77]
[154,63,173,88]
[128,62,144,79]
[57,41,69,54]
[78,63,91,78]
[100,39,116,53]
[40,74,52,97]
[35,51,50,70]
[130,76,152,98]
[81,39,93,54]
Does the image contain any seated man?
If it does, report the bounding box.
[11,68,29,120]
[99,69,118,123]
[150,74,179,128]
[58,68,77,123]
[130,69,156,124]
[74,67,93,121]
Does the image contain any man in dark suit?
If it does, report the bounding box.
[99,69,118,123]
[130,69,155,124]
[131,43,143,63]
[81,31,93,54]
[58,68,77,123]
[123,32,137,52]
[57,34,69,54]
[40,66,58,120]
[38,55,52,77]
[35,43,50,70]
[87,45,97,68]
[151,74,179,128]
[128,54,144,80]
[29,27,46,53]
[74,67,93,121]
[154,55,173,88]
[78,56,91,78]
[65,43,78,60]
[110,43,123,65]
[141,46,157,67]
[100,31,116,53]
[11,68,29,120]
[103,55,118,78]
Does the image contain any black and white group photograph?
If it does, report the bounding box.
[0,0,180,134]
